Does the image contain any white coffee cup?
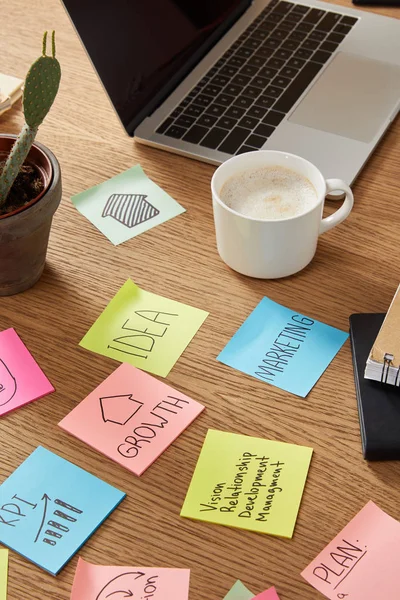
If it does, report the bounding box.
[211,150,354,279]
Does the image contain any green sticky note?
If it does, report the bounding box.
[223,581,254,600]
[80,279,209,377]
[181,430,313,538]
[72,165,185,245]
[0,549,8,600]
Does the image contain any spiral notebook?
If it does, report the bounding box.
[350,313,400,460]
[365,284,400,386]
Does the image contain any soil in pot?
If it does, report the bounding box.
[0,161,44,216]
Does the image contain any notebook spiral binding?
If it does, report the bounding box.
[381,353,400,387]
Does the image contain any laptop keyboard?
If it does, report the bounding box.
[156,0,357,155]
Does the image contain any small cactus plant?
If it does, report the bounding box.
[0,31,61,208]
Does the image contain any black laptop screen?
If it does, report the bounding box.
[62,0,247,134]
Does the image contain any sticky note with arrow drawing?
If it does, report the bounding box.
[70,557,190,600]
[0,447,125,575]
[59,363,205,475]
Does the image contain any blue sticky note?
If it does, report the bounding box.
[0,447,125,575]
[217,297,348,397]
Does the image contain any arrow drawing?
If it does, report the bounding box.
[102,194,160,228]
[100,395,143,425]
[0,359,17,406]
[96,571,145,600]
[34,493,51,543]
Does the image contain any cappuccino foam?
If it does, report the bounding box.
[220,165,317,220]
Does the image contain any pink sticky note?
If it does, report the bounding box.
[71,557,190,600]
[0,328,54,416]
[59,363,205,475]
[253,587,281,600]
[301,501,400,600]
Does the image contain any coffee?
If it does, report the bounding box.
[219,165,317,220]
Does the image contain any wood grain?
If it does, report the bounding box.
[1,1,400,599]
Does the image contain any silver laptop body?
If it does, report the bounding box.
[64,0,400,185]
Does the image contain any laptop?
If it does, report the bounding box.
[62,0,400,184]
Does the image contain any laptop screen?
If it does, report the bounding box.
[63,0,247,134]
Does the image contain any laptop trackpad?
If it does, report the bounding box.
[289,52,400,143]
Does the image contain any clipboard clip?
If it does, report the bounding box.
[381,353,394,384]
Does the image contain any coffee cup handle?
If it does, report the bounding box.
[319,179,354,235]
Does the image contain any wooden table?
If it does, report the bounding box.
[1,1,400,598]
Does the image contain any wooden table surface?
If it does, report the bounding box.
[1,1,400,599]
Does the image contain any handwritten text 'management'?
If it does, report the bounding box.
[255,314,315,382]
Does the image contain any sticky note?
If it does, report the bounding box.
[80,279,208,377]
[70,557,190,600]
[181,430,312,538]
[0,447,125,575]
[59,363,205,475]
[0,550,7,600]
[0,328,54,416]
[217,297,348,397]
[302,501,400,600]
[71,164,185,245]
[253,588,280,600]
[223,580,254,600]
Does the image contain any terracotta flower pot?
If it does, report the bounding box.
[0,134,62,295]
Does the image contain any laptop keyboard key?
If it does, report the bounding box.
[272,75,291,88]
[194,94,213,107]
[271,28,290,40]
[327,32,345,43]
[316,12,342,31]
[287,57,306,69]
[267,57,286,69]
[246,133,267,148]
[220,65,238,77]
[273,61,322,113]
[297,21,314,33]
[254,123,275,137]
[216,93,235,106]
[341,15,358,26]
[292,4,309,13]
[232,73,252,86]
[165,125,186,139]
[203,84,223,96]
[227,56,246,68]
[259,66,279,79]
[183,124,208,144]
[240,64,259,77]
[200,127,229,149]
[217,116,238,129]
[205,104,226,117]
[211,74,230,86]
[264,85,283,99]
[302,39,319,50]
[256,46,275,59]
[184,104,204,117]
[247,104,268,118]
[239,115,259,129]
[334,23,352,35]
[320,41,339,52]
[303,8,326,24]
[263,110,285,126]
[236,145,257,155]
[311,50,332,64]
[156,118,174,134]
[254,95,275,109]
[234,96,254,109]
[294,48,313,60]
[248,55,268,68]
[243,86,262,99]
[280,66,298,78]
[275,48,293,60]
[197,114,218,127]
[175,115,196,128]
[281,39,300,51]
[288,30,307,41]
[309,30,326,41]
[225,105,246,119]
[252,75,272,89]
[224,83,243,95]
[218,127,251,154]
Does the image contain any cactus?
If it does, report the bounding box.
[0,31,61,207]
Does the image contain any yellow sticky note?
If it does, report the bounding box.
[0,549,8,600]
[181,430,313,538]
[80,279,208,377]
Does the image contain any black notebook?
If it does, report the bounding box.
[350,313,400,460]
